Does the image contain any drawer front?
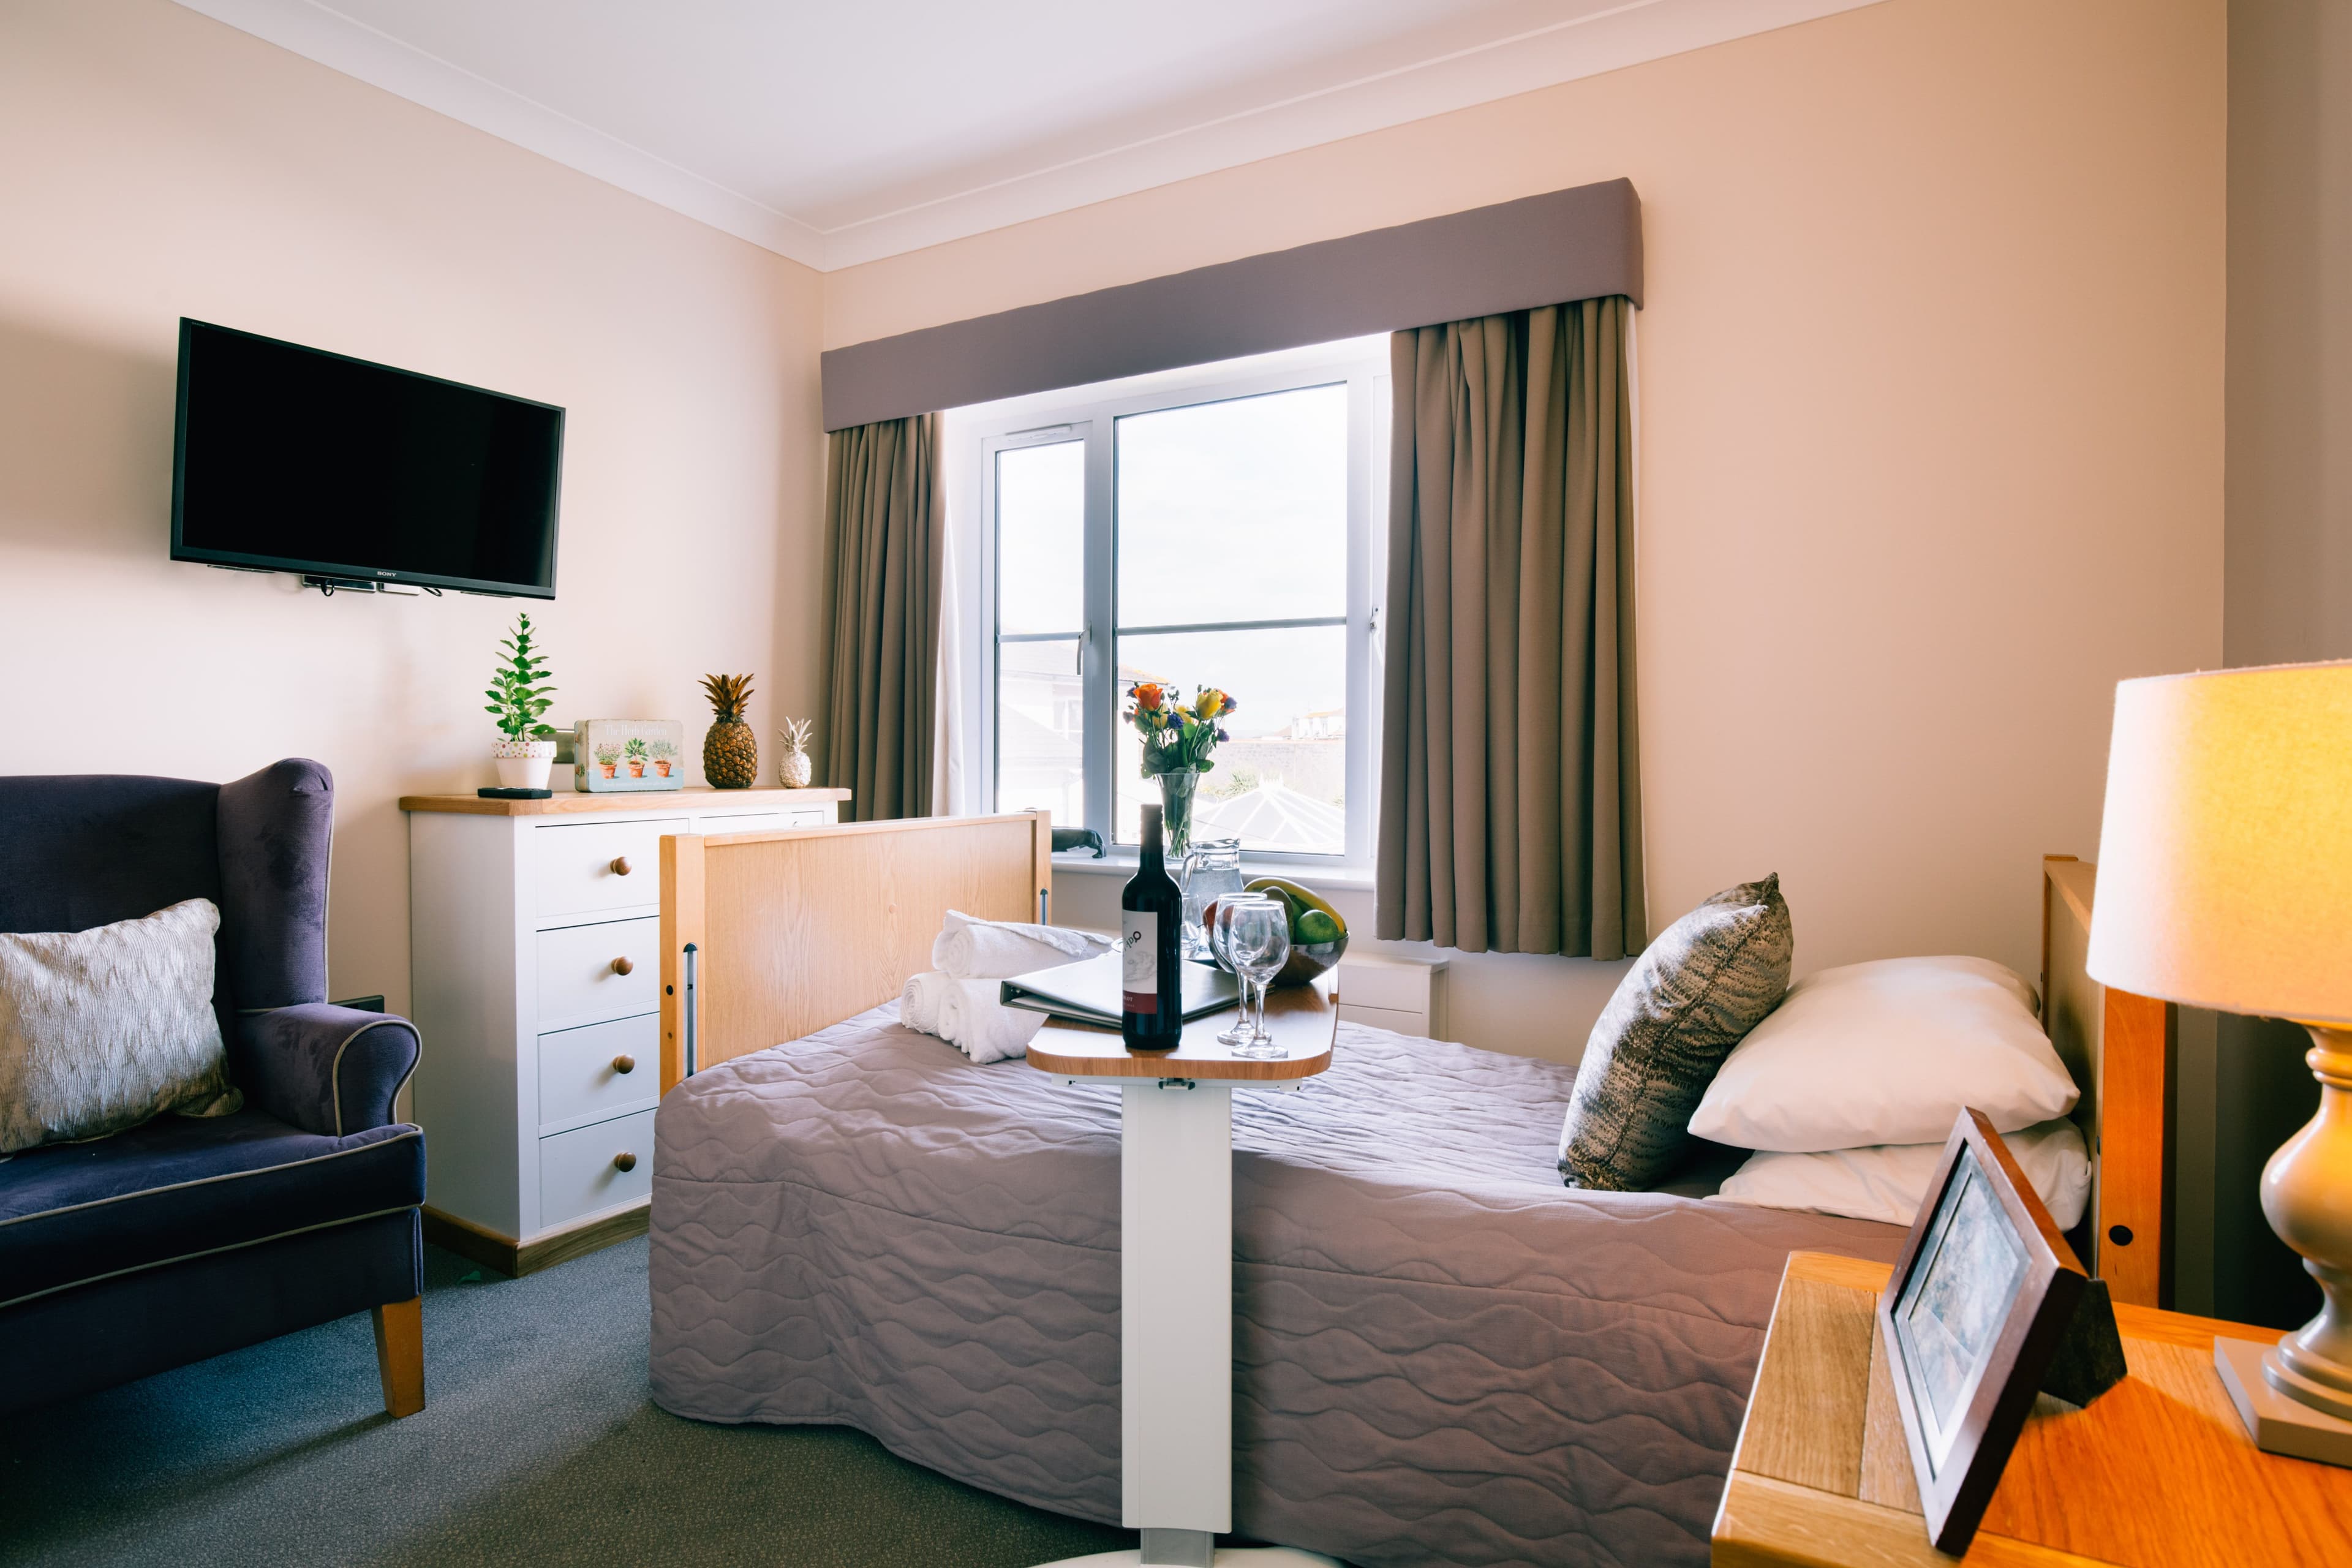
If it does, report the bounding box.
[538,1013,660,1129]
[785,809,830,826]
[1336,962,1436,1012]
[1337,1001,1431,1039]
[693,811,782,835]
[539,1108,655,1231]
[532,817,681,922]
[537,917,661,1030]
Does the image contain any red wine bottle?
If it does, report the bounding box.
[1121,804,1184,1050]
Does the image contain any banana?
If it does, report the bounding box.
[1244,876,1346,937]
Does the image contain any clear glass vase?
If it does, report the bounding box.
[1180,837,1243,961]
[1155,769,1199,862]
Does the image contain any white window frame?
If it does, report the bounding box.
[964,339,1389,870]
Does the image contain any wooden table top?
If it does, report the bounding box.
[399,786,850,816]
[1713,1251,2352,1568]
[1026,973,1336,1082]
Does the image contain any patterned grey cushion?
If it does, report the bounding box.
[0,899,239,1155]
[1558,875,1792,1191]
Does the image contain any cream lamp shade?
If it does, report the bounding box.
[2086,660,2352,1026]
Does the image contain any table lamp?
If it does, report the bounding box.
[2086,659,2352,1466]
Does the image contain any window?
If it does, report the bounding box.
[971,343,1387,864]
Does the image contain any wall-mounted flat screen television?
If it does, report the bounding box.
[171,318,564,598]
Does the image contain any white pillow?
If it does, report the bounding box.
[1716,1118,2090,1229]
[0,899,238,1155]
[1687,956,2076,1152]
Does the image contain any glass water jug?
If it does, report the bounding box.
[1179,837,1245,962]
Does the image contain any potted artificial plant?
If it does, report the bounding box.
[486,612,558,790]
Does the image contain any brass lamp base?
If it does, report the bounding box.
[2218,1025,2352,1468]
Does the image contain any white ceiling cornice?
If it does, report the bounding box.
[176,0,1886,273]
[174,0,829,265]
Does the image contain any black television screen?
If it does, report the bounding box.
[172,319,564,597]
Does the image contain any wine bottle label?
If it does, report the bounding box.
[1123,911,1158,1014]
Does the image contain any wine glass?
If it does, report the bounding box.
[1223,901,1291,1060]
[1213,894,1280,1046]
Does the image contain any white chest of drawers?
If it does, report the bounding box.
[402,786,848,1273]
[1335,951,1450,1040]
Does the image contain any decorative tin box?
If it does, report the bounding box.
[572,718,686,792]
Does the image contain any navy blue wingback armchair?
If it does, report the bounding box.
[0,760,426,1417]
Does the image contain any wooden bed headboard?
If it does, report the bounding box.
[2042,853,2172,1308]
[658,812,1054,1092]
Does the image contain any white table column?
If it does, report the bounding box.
[1123,1079,1232,1561]
[1028,979,1342,1568]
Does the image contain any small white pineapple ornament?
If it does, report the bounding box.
[777,717,815,788]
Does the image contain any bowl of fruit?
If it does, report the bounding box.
[1241,876,1348,987]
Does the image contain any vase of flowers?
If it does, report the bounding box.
[1125,681,1237,860]
[484,612,558,790]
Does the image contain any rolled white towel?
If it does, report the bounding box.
[933,976,1046,1066]
[931,910,1110,980]
[899,970,952,1035]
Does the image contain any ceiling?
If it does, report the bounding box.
[176,0,1884,270]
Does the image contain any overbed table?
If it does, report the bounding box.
[1023,974,1343,1568]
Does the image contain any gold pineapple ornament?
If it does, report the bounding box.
[699,673,758,788]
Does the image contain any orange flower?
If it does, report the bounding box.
[1133,682,1164,710]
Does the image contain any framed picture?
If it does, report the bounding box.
[573,718,685,793]
[1877,1108,2089,1555]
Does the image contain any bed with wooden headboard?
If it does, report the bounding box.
[655,818,2169,1289]
[645,821,2174,1565]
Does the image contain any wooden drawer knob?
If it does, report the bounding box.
[609,956,634,976]
[612,1054,636,1074]
[612,1152,638,1173]
[610,856,632,876]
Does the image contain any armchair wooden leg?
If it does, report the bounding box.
[371,1296,424,1418]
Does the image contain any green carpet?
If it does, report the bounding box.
[0,1237,1129,1567]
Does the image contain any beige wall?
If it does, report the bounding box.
[0,0,2228,1068]
[834,0,2228,1062]
[2226,0,2352,668]
[0,0,826,1016]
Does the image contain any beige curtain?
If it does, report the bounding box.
[820,413,944,821]
[1376,297,1645,957]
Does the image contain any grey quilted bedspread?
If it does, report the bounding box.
[649,1006,1905,1568]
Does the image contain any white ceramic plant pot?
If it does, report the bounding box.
[492,738,556,791]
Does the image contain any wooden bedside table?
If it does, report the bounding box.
[1713,1251,2352,1567]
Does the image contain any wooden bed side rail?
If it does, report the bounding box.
[2041,853,2172,1307]
[660,811,1054,1093]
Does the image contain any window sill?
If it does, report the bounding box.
[1050,851,1375,895]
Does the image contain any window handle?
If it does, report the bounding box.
[1076,624,1090,675]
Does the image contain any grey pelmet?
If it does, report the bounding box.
[1558,874,1792,1191]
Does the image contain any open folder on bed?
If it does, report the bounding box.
[998,952,1238,1029]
